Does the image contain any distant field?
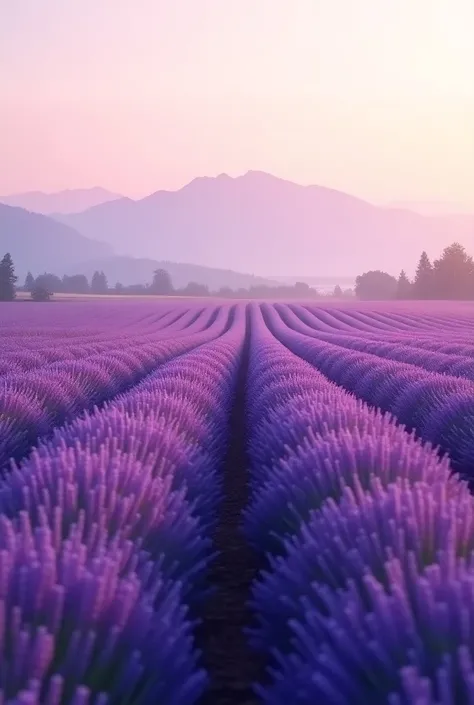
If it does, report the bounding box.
[14,290,187,301]
[1,298,473,703]
[14,289,474,310]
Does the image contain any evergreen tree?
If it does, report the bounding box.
[413,251,433,299]
[150,269,173,295]
[0,253,18,301]
[24,271,35,292]
[333,284,343,298]
[396,270,412,299]
[432,242,474,300]
[91,270,108,294]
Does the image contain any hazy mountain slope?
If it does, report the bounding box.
[0,203,113,279]
[388,201,474,217]
[0,187,122,215]
[65,256,279,290]
[55,172,474,277]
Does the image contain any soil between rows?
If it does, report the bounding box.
[197,312,266,704]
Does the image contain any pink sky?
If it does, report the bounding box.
[1,0,473,206]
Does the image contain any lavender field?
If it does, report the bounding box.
[1,298,474,705]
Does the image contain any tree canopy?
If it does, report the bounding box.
[31,284,53,302]
[150,268,174,295]
[355,270,398,300]
[355,242,474,301]
[432,242,474,300]
[91,270,108,294]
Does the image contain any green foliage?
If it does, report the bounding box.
[0,253,17,301]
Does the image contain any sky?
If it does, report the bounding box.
[1,0,473,207]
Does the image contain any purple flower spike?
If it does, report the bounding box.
[250,479,474,653]
[0,513,206,705]
[261,558,474,705]
[244,427,456,554]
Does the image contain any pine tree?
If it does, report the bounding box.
[24,272,35,292]
[100,271,108,293]
[0,253,18,301]
[91,270,108,294]
[396,270,412,299]
[413,251,433,299]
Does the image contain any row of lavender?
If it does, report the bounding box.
[0,306,228,470]
[0,306,197,374]
[290,304,474,360]
[245,303,474,704]
[0,304,246,703]
[301,304,474,338]
[267,304,474,474]
[285,304,474,373]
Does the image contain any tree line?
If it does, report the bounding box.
[0,256,355,301]
[113,278,354,299]
[4,242,472,303]
[0,258,111,301]
[355,242,474,301]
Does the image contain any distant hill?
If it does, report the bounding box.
[388,201,474,217]
[0,187,122,215]
[65,256,279,290]
[0,203,113,279]
[54,172,474,277]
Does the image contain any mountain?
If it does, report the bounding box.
[64,256,279,290]
[54,172,474,277]
[0,187,122,215]
[388,201,474,217]
[0,203,113,279]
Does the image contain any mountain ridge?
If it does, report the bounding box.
[0,187,122,215]
[64,255,280,290]
[53,171,474,277]
[0,203,113,279]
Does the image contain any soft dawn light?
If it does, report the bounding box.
[1,0,473,206]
